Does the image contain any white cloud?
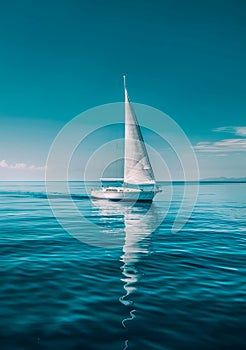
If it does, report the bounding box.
[0,160,45,171]
[29,165,46,171]
[10,163,27,169]
[0,160,8,168]
[236,127,246,136]
[194,126,246,153]
[213,126,246,137]
[194,138,246,152]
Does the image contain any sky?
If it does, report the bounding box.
[0,0,245,180]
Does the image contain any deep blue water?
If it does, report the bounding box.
[0,181,245,350]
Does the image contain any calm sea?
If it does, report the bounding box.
[0,181,245,350]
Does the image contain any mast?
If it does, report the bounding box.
[123,74,126,91]
[123,74,128,112]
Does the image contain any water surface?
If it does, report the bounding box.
[0,181,245,349]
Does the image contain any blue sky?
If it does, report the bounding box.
[0,0,245,180]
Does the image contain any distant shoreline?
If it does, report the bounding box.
[0,180,245,183]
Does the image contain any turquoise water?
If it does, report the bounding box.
[0,182,245,349]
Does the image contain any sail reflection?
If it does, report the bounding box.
[120,202,157,335]
[92,200,159,349]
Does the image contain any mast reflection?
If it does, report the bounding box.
[120,202,157,349]
[92,199,158,349]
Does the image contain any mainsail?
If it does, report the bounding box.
[123,76,156,186]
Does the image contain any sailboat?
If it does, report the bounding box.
[91,75,161,202]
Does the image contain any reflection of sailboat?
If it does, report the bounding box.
[91,75,161,202]
[120,202,157,349]
[93,200,158,349]
[92,200,158,350]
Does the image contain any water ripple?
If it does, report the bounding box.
[0,182,245,349]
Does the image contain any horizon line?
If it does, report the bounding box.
[0,179,245,183]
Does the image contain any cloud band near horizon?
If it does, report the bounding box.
[0,160,45,171]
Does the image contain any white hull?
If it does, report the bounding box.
[91,187,157,202]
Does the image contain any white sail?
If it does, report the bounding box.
[91,76,161,202]
[123,76,156,186]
